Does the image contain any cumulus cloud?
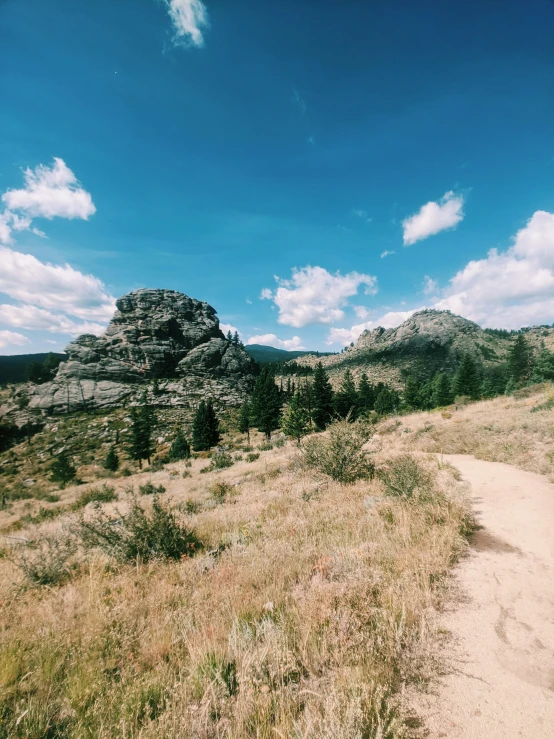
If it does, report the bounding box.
[0,329,28,351]
[220,322,240,337]
[403,191,464,245]
[435,210,554,327]
[2,158,96,221]
[262,266,378,328]
[0,247,115,321]
[163,0,209,48]
[246,333,305,351]
[0,304,107,336]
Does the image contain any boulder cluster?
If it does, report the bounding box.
[29,289,257,413]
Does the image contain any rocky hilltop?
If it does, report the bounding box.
[27,289,257,413]
[293,309,554,387]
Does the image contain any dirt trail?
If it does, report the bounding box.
[419,454,554,738]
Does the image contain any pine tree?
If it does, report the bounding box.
[152,377,160,396]
[169,429,191,461]
[453,355,481,400]
[312,362,334,430]
[334,369,359,420]
[403,377,421,410]
[103,445,119,472]
[251,368,282,439]
[192,400,220,451]
[226,330,233,342]
[374,387,396,415]
[232,330,241,347]
[509,334,533,385]
[358,373,375,414]
[50,451,76,487]
[129,397,155,468]
[433,373,452,407]
[531,348,554,383]
[238,402,251,443]
[417,379,435,410]
[282,391,310,445]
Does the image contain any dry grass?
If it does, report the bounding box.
[0,426,472,738]
[373,383,554,481]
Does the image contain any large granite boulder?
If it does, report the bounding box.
[28,289,257,413]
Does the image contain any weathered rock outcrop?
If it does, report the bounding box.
[28,289,257,413]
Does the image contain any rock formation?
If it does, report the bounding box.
[28,289,257,413]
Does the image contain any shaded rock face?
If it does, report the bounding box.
[29,289,257,413]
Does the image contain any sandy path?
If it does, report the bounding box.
[419,454,554,738]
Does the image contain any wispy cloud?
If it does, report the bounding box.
[422,276,438,295]
[292,88,307,116]
[402,191,464,245]
[352,208,372,224]
[0,329,28,351]
[380,250,395,258]
[162,0,209,49]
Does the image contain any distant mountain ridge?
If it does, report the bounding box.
[292,309,554,387]
[0,353,66,385]
[244,345,330,364]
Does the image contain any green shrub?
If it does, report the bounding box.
[72,484,117,510]
[302,421,374,484]
[103,445,119,472]
[50,451,76,488]
[377,454,435,499]
[246,452,260,463]
[139,482,166,496]
[209,481,233,503]
[259,442,273,451]
[209,451,234,470]
[74,496,201,563]
[168,430,191,461]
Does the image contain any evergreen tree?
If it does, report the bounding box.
[226,330,233,342]
[433,373,453,407]
[480,377,495,399]
[232,330,241,347]
[50,451,76,487]
[531,348,554,383]
[417,379,435,410]
[152,377,160,396]
[168,429,191,461]
[286,377,292,398]
[103,445,119,472]
[403,377,421,410]
[334,369,359,419]
[282,391,310,445]
[508,334,533,385]
[358,373,375,414]
[374,387,396,415]
[129,397,155,468]
[453,355,481,400]
[251,368,282,439]
[192,400,220,451]
[311,362,334,430]
[238,402,251,443]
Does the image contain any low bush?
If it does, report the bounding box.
[209,451,234,470]
[139,481,166,496]
[246,452,260,463]
[259,442,273,451]
[72,484,117,510]
[302,421,374,484]
[74,495,201,563]
[15,535,77,587]
[209,481,233,503]
[377,454,435,499]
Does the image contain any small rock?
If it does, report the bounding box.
[23,479,35,487]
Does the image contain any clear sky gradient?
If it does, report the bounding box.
[1,0,554,353]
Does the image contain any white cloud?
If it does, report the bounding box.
[0,304,107,336]
[354,306,372,320]
[434,210,554,328]
[163,0,209,48]
[380,250,395,258]
[403,191,464,245]
[422,276,438,295]
[0,246,115,322]
[220,322,240,338]
[260,288,273,300]
[246,333,305,351]
[262,266,378,328]
[2,158,96,221]
[0,329,28,351]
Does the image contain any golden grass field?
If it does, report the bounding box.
[0,384,552,738]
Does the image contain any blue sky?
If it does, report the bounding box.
[1,0,554,354]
